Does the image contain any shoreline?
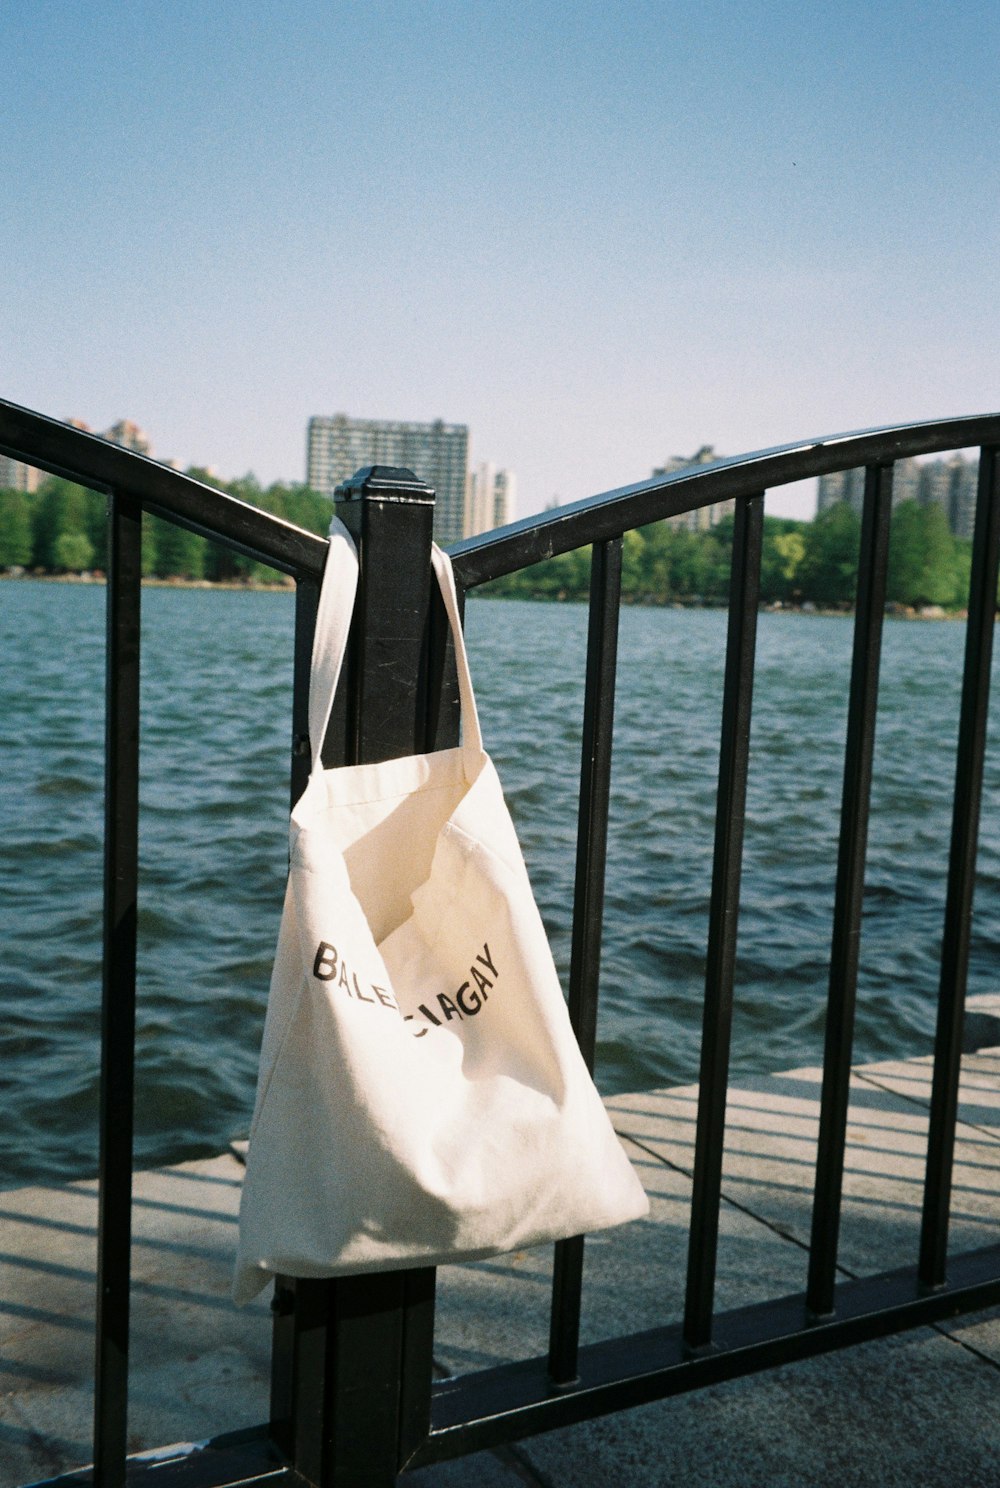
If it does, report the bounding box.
[1,570,971,618]
[1,569,294,591]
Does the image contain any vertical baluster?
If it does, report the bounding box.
[807,464,893,1317]
[269,575,322,1462]
[291,575,321,804]
[920,445,1000,1289]
[549,536,624,1385]
[94,490,142,1486]
[684,493,763,1352]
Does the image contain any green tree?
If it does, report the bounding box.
[699,530,732,601]
[483,547,590,600]
[282,483,332,537]
[534,546,590,598]
[82,486,107,570]
[53,530,95,572]
[186,471,324,584]
[666,523,730,601]
[667,529,701,598]
[633,521,673,602]
[148,515,206,579]
[798,502,860,606]
[232,477,323,584]
[140,513,158,577]
[760,519,806,603]
[31,477,104,570]
[887,499,961,607]
[620,530,646,599]
[184,468,244,582]
[225,474,266,578]
[0,488,33,566]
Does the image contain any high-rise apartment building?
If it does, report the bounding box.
[2,418,157,495]
[817,454,978,538]
[652,446,734,532]
[815,466,867,514]
[62,418,155,457]
[465,461,515,536]
[0,454,40,493]
[103,419,151,456]
[817,459,919,516]
[944,454,979,540]
[491,468,516,532]
[307,415,470,545]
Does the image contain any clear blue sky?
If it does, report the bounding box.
[4,1,998,520]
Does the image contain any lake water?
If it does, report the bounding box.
[3,580,999,1187]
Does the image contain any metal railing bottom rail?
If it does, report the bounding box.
[32,1243,1000,1487]
[30,1432,296,1488]
[417,1244,1000,1466]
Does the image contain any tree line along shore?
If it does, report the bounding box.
[0,473,982,612]
[0,472,328,586]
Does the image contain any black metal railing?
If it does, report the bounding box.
[3,396,1000,1487]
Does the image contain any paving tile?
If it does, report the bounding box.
[937,1301,1000,1366]
[433,1134,808,1379]
[855,1049,1000,1142]
[405,1444,542,1486]
[608,1061,1000,1285]
[0,1156,270,1488]
[517,1319,1000,1488]
[3,1054,999,1488]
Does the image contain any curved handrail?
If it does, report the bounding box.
[7,396,1000,590]
[0,397,327,579]
[449,412,1000,588]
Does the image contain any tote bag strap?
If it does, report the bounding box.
[307,518,361,768]
[429,543,484,766]
[307,519,484,772]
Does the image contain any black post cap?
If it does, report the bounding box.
[334,466,435,505]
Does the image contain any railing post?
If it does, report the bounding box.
[807,462,893,1317]
[272,466,442,1486]
[94,487,143,1487]
[920,444,1000,1288]
[549,536,624,1385]
[684,492,764,1352]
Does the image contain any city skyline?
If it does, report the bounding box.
[3,409,517,542]
[5,414,989,540]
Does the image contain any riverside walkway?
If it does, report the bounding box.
[3,1017,999,1488]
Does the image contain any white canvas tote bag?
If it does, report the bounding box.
[234,520,647,1303]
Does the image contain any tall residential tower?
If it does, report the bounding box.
[817,454,978,538]
[465,461,515,536]
[307,415,470,545]
[0,455,40,494]
[652,446,734,532]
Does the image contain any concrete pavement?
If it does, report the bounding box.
[2,1041,998,1487]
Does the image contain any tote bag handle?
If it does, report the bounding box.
[307,518,484,773]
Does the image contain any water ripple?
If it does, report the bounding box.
[4,584,1000,1184]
